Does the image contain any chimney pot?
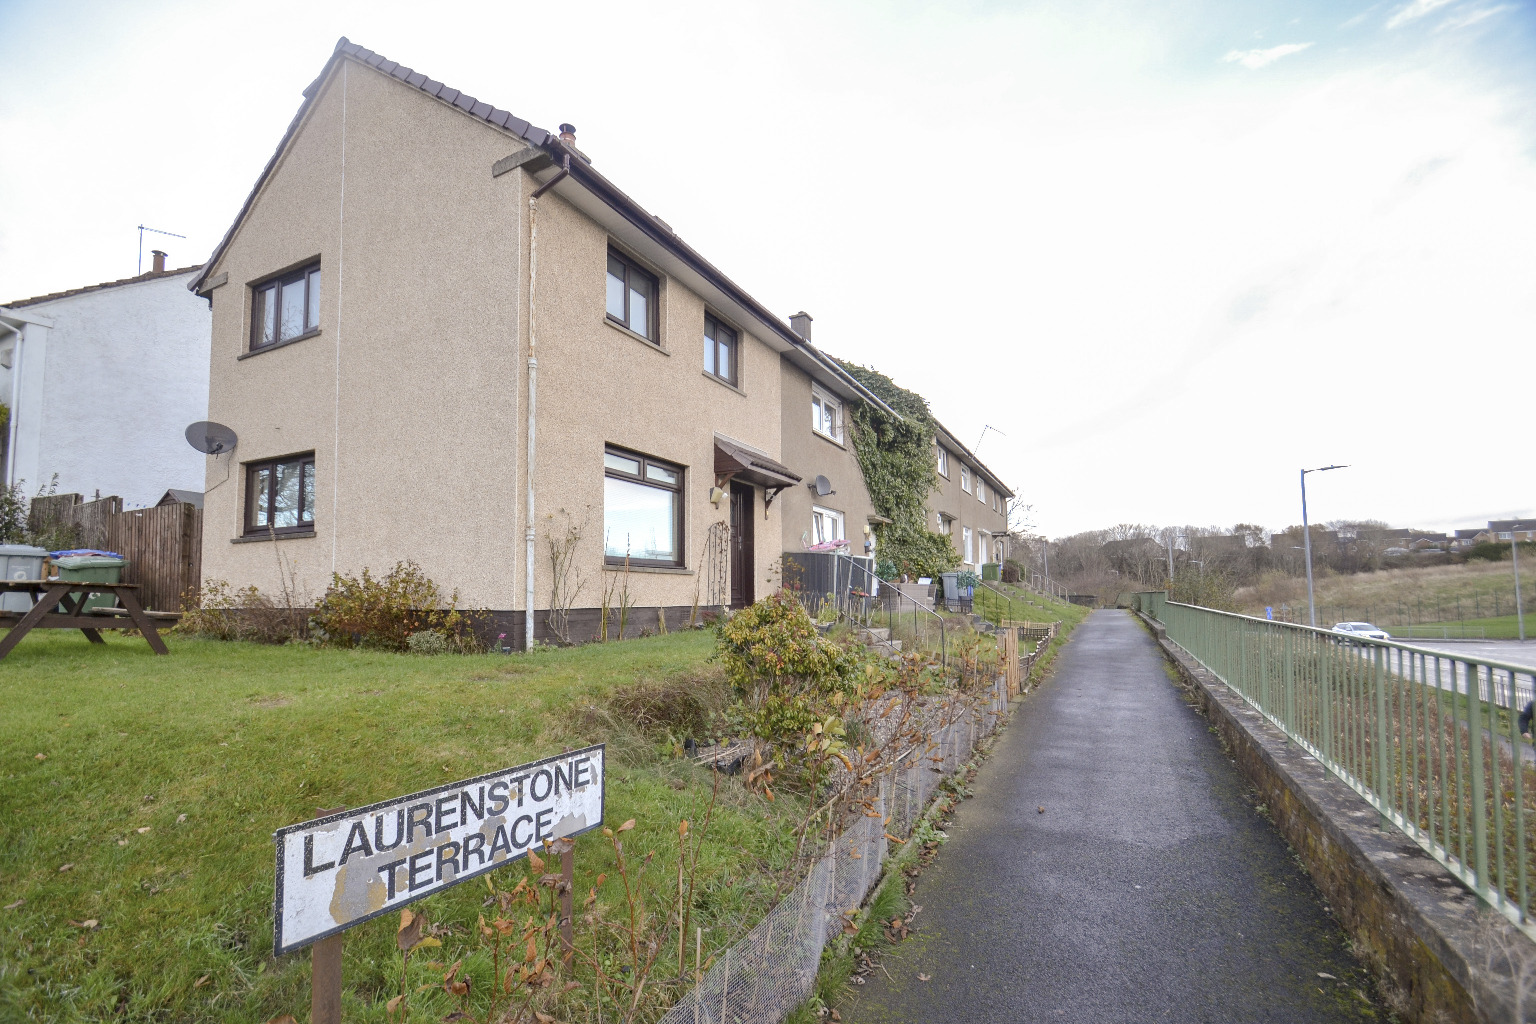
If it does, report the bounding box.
[789,311,813,341]
[559,123,577,144]
[150,250,167,273]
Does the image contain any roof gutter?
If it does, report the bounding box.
[545,144,900,420]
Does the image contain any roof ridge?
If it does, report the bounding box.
[5,265,202,309]
[188,38,551,294]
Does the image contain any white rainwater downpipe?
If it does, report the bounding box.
[525,192,540,651]
[524,142,572,651]
[4,321,22,488]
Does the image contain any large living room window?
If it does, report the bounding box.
[606,249,657,341]
[603,446,683,566]
[251,263,320,350]
[704,313,737,386]
[245,453,315,536]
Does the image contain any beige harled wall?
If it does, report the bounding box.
[929,439,1010,568]
[524,190,782,613]
[777,361,877,557]
[202,55,783,615]
[202,58,523,607]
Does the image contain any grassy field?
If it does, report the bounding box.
[0,629,805,1023]
[1393,614,1532,640]
[972,582,1090,629]
[1235,560,1532,629]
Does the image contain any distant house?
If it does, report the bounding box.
[1488,519,1536,543]
[1,254,210,507]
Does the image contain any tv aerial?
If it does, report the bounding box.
[185,421,239,455]
[138,224,186,274]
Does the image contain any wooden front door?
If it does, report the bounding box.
[729,482,755,608]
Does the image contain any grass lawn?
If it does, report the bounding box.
[0,629,803,1023]
[973,583,1090,629]
[1393,614,1533,640]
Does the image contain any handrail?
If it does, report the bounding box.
[1145,595,1536,937]
[828,553,949,672]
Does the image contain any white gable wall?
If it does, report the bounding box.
[1,271,210,507]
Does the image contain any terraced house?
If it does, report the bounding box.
[191,38,1009,646]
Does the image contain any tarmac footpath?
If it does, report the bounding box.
[843,609,1386,1024]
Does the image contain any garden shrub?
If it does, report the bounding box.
[715,591,863,754]
[406,629,449,655]
[179,579,307,644]
[311,561,481,652]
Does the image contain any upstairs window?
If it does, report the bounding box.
[603,446,683,566]
[936,446,949,478]
[811,387,843,443]
[704,313,737,386]
[960,465,971,493]
[251,263,320,350]
[977,479,987,504]
[245,453,316,536]
[606,249,658,341]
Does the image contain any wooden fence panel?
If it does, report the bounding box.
[104,503,202,611]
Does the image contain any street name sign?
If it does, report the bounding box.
[273,744,604,956]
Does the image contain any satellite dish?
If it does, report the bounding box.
[812,475,834,497]
[185,421,239,455]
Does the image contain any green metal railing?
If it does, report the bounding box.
[1146,597,1535,935]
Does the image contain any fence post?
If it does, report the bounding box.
[1373,645,1392,829]
[1465,658,1490,897]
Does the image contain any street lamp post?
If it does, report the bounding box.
[1301,465,1348,628]
[1513,531,1526,642]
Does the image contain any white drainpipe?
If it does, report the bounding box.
[523,150,571,651]
[3,321,22,488]
[525,192,539,651]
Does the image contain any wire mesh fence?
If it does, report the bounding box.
[658,672,1017,1024]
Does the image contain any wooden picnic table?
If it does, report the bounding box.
[0,580,173,659]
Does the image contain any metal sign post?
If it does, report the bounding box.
[273,745,604,1019]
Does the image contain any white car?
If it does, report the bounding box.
[1332,621,1390,643]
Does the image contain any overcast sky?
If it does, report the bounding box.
[2,0,1532,538]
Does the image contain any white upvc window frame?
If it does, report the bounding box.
[811,386,843,443]
[977,479,987,504]
[962,526,974,565]
[812,505,845,545]
[960,465,971,494]
[936,446,949,478]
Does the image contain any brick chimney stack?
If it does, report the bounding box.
[789,311,813,341]
[150,250,167,274]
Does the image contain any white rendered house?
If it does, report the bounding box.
[1,256,211,508]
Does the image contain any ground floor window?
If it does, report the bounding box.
[603,446,683,566]
[811,505,845,546]
[245,453,315,536]
[963,526,973,565]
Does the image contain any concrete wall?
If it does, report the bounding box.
[1145,614,1535,1024]
[1,272,209,507]
[777,360,877,558]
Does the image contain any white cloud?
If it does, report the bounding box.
[1222,42,1314,69]
[1435,4,1513,30]
[1386,0,1461,29]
